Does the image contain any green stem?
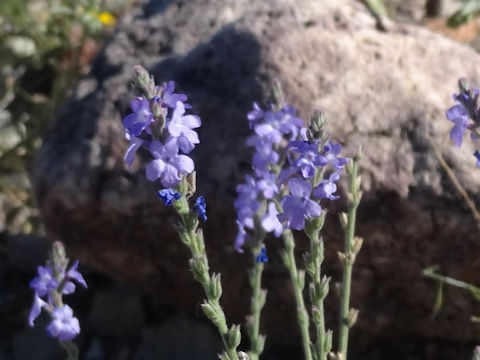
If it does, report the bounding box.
[247,239,267,360]
[282,229,313,360]
[308,234,327,360]
[338,157,361,360]
[174,194,240,360]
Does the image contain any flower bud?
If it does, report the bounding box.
[226,324,242,349]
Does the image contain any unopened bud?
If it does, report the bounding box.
[226,324,242,349]
[339,212,348,228]
[210,273,222,299]
[337,251,346,265]
[347,308,359,327]
[352,236,364,254]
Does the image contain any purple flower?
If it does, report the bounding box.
[446,105,470,147]
[158,81,189,109]
[320,141,349,171]
[158,188,182,205]
[314,172,340,200]
[246,136,279,175]
[247,102,264,129]
[124,134,147,171]
[63,260,88,293]
[474,151,480,167]
[261,202,283,237]
[255,247,269,263]
[167,101,201,153]
[234,220,250,253]
[30,266,58,297]
[234,176,260,224]
[29,294,48,327]
[289,140,327,178]
[46,305,80,341]
[194,196,207,222]
[123,97,154,136]
[277,178,322,230]
[146,138,194,187]
[256,173,278,200]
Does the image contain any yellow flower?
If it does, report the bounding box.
[98,12,116,26]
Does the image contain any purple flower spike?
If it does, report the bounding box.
[46,305,80,341]
[123,97,154,136]
[446,105,470,147]
[30,266,58,297]
[158,188,182,205]
[314,172,340,200]
[277,178,322,230]
[256,247,269,263]
[194,196,207,222]
[146,138,194,187]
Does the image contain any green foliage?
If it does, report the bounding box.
[448,0,480,28]
[0,0,132,234]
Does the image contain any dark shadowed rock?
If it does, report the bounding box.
[33,0,480,353]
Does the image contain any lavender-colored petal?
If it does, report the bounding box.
[160,164,181,187]
[450,117,468,147]
[304,199,322,218]
[287,178,311,198]
[234,221,248,253]
[122,113,138,129]
[176,154,195,174]
[130,98,143,113]
[29,294,47,327]
[124,137,144,170]
[62,281,76,294]
[446,105,469,122]
[146,159,166,182]
[67,260,87,289]
[261,203,283,237]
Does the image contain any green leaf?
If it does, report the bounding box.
[432,281,444,317]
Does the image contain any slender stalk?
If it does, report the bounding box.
[247,237,267,360]
[305,229,329,360]
[173,192,240,360]
[427,134,480,225]
[338,151,362,360]
[282,229,313,360]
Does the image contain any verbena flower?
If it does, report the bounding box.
[261,202,283,237]
[158,188,182,205]
[46,305,80,341]
[314,172,340,200]
[167,101,201,153]
[29,243,86,342]
[123,97,154,136]
[30,266,58,297]
[146,138,194,187]
[277,178,322,231]
[320,141,349,171]
[156,81,189,109]
[255,247,269,263]
[194,196,207,222]
[122,70,201,191]
[447,105,470,147]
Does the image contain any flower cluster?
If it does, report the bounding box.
[123,66,200,192]
[234,101,349,251]
[29,242,87,341]
[446,78,480,164]
[234,103,304,252]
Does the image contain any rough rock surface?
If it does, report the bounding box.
[33,0,480,352]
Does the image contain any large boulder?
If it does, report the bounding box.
[33,0,480,353]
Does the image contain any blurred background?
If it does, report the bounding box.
[2,0,480,359]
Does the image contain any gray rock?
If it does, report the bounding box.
[33,0,480,351]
